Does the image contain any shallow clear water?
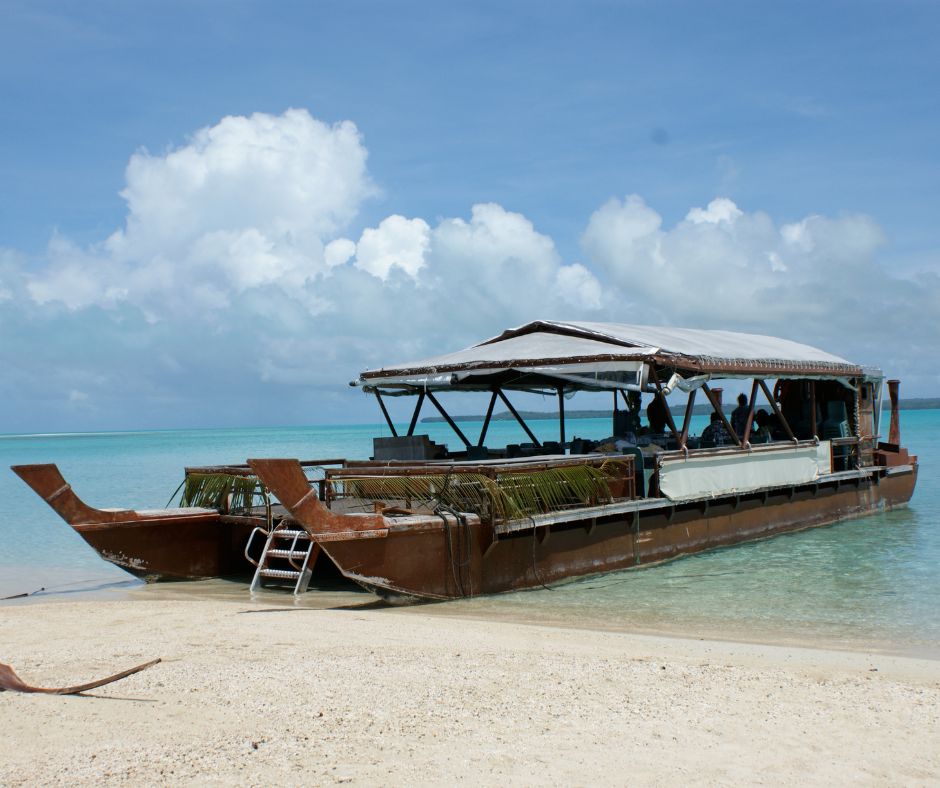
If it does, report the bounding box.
[1,412,937,656]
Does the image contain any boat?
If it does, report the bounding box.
[248,320,919,600]
[12,320,918,599]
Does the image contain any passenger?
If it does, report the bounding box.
[701,412,732,448]
[730,393,749,436]
[753,409,773,443]
[646,395,668,435]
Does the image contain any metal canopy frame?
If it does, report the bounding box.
[670,371,803,451]
[374,392,397,437]
[477,390,499,447]
[400,385,544,451]
[376,363,860,457]
[497,389,542,447]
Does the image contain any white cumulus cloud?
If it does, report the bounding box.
[353,215,430,280]
[2,109,938,432]
[580,195,937,377]
[28,108,376,317]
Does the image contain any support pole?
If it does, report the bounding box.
[758,379,796,442]
[374,392,397,437]
[496,390,542,447]
[407,391,425,436]
[810,381,818,439]
[425,390,472,448]
[478,390,498,447]
[612,390,619,439]
[680,389,697,449]
[741,379,759,446]
[557,386,566,447]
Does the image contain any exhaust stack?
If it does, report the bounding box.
[887,379,901,445]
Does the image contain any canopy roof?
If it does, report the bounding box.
[358,320,870,393]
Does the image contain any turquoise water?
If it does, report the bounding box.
[1,412,937,656]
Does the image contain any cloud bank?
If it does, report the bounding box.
[1,108,936,431]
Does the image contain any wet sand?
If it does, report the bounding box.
[2,592,939,786]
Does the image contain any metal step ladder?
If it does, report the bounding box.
[246,524,319,595]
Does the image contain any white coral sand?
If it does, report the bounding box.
[1,594,938,786]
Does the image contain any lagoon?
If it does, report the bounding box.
[2,411,937,656]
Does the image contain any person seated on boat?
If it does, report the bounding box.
[646,395,668,436]
[730,393,749,436]
[768,411,788,440]
[752,409,773,443]
[613,409,641,438]
[700,412,732,448]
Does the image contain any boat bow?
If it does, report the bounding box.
[12,464,139,525]
[10,463,254,580]
[247,458,387,539]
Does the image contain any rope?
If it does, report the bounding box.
[431,470,462,597]
[1,576,134,601]
[436,509,465,598]
[529,516,554,592]
[1,587,44,600]
[435,499,473,598]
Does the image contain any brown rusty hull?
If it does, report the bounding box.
[11,463,260,581]
[320,465,918,601]
[73,516,259,580]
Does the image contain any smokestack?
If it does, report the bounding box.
[712,387,723,412]
[887,379,901,445]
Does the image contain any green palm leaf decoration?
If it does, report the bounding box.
[180,472,263,513]
[335,460,630,523]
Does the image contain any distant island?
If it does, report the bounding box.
[420,397,940,423]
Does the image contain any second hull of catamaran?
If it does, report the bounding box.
[11,464,260,580]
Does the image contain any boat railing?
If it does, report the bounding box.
[184,458,347,478]
[656,439,819,463]
[176,459,347,517]
[828,436,860,472]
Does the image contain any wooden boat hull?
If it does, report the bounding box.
[71,517,258,581]
[12,464,259,581]
[250,458,917,601]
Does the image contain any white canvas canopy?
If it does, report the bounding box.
[358,320,869,394]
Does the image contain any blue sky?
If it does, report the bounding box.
[1,1,938,432]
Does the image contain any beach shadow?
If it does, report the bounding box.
[69,693,159,702]
[329,599,403,611]
[236,598,403,614]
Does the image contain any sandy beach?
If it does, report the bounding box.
[1,593,939,786]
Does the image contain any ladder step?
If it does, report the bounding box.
[270,530,309,540]
[259,568,302,579]
[266,549,310,559]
